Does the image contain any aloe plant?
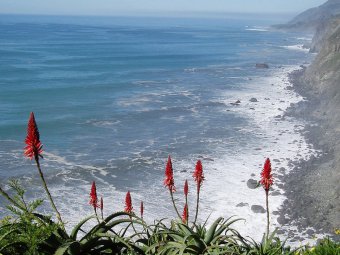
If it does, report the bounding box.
[147,217,244,255]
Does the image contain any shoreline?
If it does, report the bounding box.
[278,67,340,243]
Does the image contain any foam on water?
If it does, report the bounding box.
[245,26,269,32]
[39,65,321,245]
[281,44,310,52]
[198,65,320,243]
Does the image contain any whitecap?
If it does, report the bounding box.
[281,44,309,52]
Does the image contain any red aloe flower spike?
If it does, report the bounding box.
[140,201,144,219]
[184,179,189,221]
[164,155,176,192]
[260,158,274,238]
[164,155,181,219]
[24,112,43,160]
[260,158,273,192]
[24,112,64,228]
[184,180,188,197]
[182,204,188,224]
[193,160,204,191]
[193,160,204,225]
[125,191,133,213]
[89,181,99,208]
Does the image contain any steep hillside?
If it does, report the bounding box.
[310,14,340,52]
[285,17,340,237]
[304,22,340,124]
[273,0,340,32]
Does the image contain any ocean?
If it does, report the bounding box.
[0,14,316,240]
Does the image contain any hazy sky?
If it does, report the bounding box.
[0,0,327,16]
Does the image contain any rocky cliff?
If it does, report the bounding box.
[303,18,340,135]
[283,12,340,238]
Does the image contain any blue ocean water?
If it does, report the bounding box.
[0,14,314,238]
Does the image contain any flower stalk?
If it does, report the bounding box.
[260,158,273,238]
[25,112,64,228]
[182,204,188,224]
[193,160,204,226]
[164,155,181,219]
[184,179,189,223]
[100,196,104,221]
[125,191,133,214]
[140,201,144,220]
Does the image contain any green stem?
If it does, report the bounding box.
[265,190,270,238]
[169,190,181,219]
[130,215,144,240]
[193,188,200,226]
[35,156,64,229]
[94,207,100,224]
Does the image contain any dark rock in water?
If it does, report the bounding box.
[256,63,269,68]
[180,170,187,173]
[270,191,281,196]
[251,205,266,213]
[247,179,259,189]
[276,229,285,235]
[236,202,249,207]
[250,97,258,102]
[250,107,255,110]
[286,86,294,90]
[272,211,280,215]
[230,100,241,106]
[203,157,214,162]
[277,215,289,225]
[305,229,315,236]
[264,98,270,100]
[298,237,305,242]
[251,173,256,177]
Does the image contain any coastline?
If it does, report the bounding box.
[278,67,340,243]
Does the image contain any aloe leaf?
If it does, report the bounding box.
[177,223,194,236]
[54,241,78,255]
[0,241,26,253]
[204,217,223,244]
[186,234,206,251]
[0,228,18,243]
[70,215,95,240]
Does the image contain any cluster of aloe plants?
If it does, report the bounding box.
[0,112,339,255]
